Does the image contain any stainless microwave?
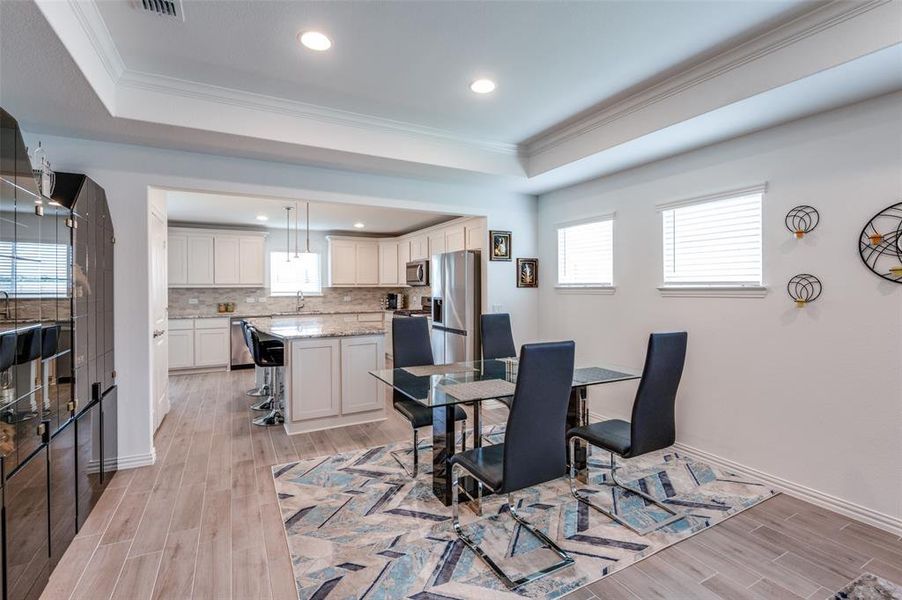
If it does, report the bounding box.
[405,260,429,286]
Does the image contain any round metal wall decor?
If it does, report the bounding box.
[785,205,819,238]
[787,274,822,308]
[858,202,902,283]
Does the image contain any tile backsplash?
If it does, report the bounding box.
[168,287,432,318]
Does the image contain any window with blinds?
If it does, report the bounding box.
[269,251,322,295]
[0,241,70,297]
[662,191,763,287]
[557,217,614,287]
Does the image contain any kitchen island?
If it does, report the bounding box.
[250,316,386,435]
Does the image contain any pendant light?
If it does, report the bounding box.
[294,201,300,258]
[303,201,311,254]
[284,205,293,262]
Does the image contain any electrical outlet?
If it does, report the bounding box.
[188,298,198,305]
[492,304,503,312]
[343,295,351,302]
[246,297,256,303]
[257,297,267,303]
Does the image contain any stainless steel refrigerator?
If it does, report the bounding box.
[430,250,481,364]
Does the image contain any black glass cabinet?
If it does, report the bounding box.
[0,108,117,600]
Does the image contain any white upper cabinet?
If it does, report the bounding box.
[213,236,241,285]
[356,241,380,285]
[168,233,188,286]
[398,238,410,287]
[378,241,399,286]
[428,231,445,258]
[238,236,265,286]
[445,225,466,252]
[169,228,267,287]
[466,221,485,252]
[329,239,357,286]
[186,234,215,286]
[409,235,428,261]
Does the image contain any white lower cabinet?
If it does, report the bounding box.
[289,335,385,425]
[289,338,341,420]
[340,336,385,414]
[168,330,194,369]
[168,318,230,370]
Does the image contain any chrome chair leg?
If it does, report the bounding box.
[451,464,574,589]
[253,368,284,427]
[568,437,686,535]
[390,428,429,477]
[246,367,271,398]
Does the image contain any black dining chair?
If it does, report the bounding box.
[567,331,688,535]
[390,317,467,477]
[450,340,575,590]
[479,313,516,442]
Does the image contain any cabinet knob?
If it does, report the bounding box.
[36,422,46,437]
[67,399,77,413]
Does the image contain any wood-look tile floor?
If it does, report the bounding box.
[42,369,902,600]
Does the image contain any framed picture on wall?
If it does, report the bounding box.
[489,230,512,261]
[517,258,538,288]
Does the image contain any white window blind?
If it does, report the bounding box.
[269,251,322,295]
[557,217,614,287]
[662,192,763,287]
[0,241,70,297]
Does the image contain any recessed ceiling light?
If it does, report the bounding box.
[256,215,269,221]
[299,31,332,51]
[470,79,496,94]
[353,222,365,229]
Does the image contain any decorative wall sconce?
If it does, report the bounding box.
[858,202,902,284]
[785,205,819,238]
[787,274,822,308]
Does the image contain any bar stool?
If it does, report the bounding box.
[8,327,41,423]
[247,325,284,427]
[242,321,275,410]
[240,320,269,399]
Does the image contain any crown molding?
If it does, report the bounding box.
[115,69,518,156]
[523,0,893,158]
[68,0,125,82]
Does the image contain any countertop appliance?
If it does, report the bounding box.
[386,293,399,310]
[405,259,429,286]
[431,250,481,364]
[230,318,254,369]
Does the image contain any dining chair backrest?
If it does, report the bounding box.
[501,340,575,493]
[392,317,434,369]
[480,313,516,360]
[628,332,688,458]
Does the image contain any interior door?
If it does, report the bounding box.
[150,209,169,432]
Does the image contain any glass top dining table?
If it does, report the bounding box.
[369,359,641,407]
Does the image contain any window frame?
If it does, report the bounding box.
[268,250,324,297]
[555,212,616,294]
[657,184,768,298]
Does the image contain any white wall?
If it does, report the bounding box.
[537,92,902,530]
[22,133,538,467]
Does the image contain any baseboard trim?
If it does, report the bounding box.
[87,448,157,474]
[587,411,902,536]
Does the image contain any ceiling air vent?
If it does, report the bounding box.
[137,0,184,21]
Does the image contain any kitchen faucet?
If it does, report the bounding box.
[296,290,305,312]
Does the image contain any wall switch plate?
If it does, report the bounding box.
[257,297,267,303]
[492,304,503,312]
[246,297,256,303]
[188,298,199,305]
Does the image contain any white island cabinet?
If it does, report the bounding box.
[252,316,386,435]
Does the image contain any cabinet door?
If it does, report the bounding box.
[289,338,340,421]
[398,239,410,286]
[75,401,104,532]
[428,231,445,258]
[340,336,384,414]
[466,222,485,252]
[186,235,215,286]
[410,235,428,260]
[378,242,399,286]
[49,422,77,570]
[213,236,241,286]
[445,226,466,252]
[329,240,357,286]
[168,330,194,369]
[356,242,379,285]
[193,329,229,367]
[168,233,188,286]
[5,447,50,600]
[100,386,118,483]
[238,236,265,286]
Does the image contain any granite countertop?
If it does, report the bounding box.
[250,315,386,339]
[169,308,391,320]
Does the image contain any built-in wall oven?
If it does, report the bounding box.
[405,259,429,286]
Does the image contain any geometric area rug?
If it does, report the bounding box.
[272,426,777,599]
